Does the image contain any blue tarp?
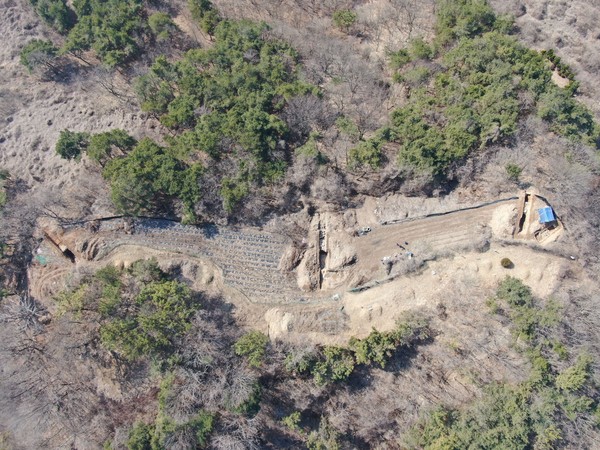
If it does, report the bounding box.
[538,207,556,223]
[35,255,48,265]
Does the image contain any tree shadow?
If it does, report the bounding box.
[383,344,424,373]
[345,336,435,393]
[260,428,303,449]
[341,431,370,450]
[201,223,220,239]
[48,59,88,84]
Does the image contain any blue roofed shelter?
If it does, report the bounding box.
[538,207,556,224]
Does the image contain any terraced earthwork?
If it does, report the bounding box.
[65,219,302,304]
[33,196,547,306]
[357,201,507,263]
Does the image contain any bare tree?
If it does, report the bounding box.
[0,295,47,332]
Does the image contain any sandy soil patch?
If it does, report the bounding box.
[265,242,570,345]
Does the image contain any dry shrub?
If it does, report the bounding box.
[310,171,350,205]
[501,257,514,268]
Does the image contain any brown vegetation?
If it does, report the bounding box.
[1,0,600,448]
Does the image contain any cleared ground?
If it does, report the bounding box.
[353,200,514,273]
[29,195,573,346]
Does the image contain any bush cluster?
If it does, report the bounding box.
[234,331,269,368]
[64,0,146,67]
[289,314,430,385]
[351,0,600,173]
[542,49,577,84]
[500,257,513,268]
[53,16,317,218]
[133,20,317,213]
[409,276,599,449]
[332,9,357,32]
[505,164,522,182]
[55,259,200,361]
[55,129,90,160]
[0,170,8,211]
[27,0,177,67]
[55,130,201,218]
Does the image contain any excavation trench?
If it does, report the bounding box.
[43,232,76,263]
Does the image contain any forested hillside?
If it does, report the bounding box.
[0,0,599,449]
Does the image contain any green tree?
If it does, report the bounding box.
[312,346,355,385]
[148,13,177,41]
[187,411,214,447]
[496,276,533,307]
[220,177,249,213]
[234,331,269,367]
[505,163,522,182]
[350,329,397,368]
[306,417,341,450]
[102,139,199,215]
[409,37,434,60]
[160,95,197,129]
[55,129,90,160]
[389,49,411,69]
[133,58,176,116]
[332,10,357,32]
[64,0,146,67]
[402,66,431,87]
[87,129,136,166]
[556,354,593,392]
[188,0,213,21]
[348,139,383,170]
[349,316,430,368]
[282,411,301,432]
[537,88,600,147]
[435,0,497,45]
[284,349,315,375]
[127,258,165,284]
[29,0,76,34]
[335,116,360,141]
[127,422,153,450]
[100,280,196,360]
[188,0,221,34]
[20,39,59,76]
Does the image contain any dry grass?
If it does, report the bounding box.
[490,0,600,118]
[1,0,599,448]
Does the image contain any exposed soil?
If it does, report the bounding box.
[29,194,574,348]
